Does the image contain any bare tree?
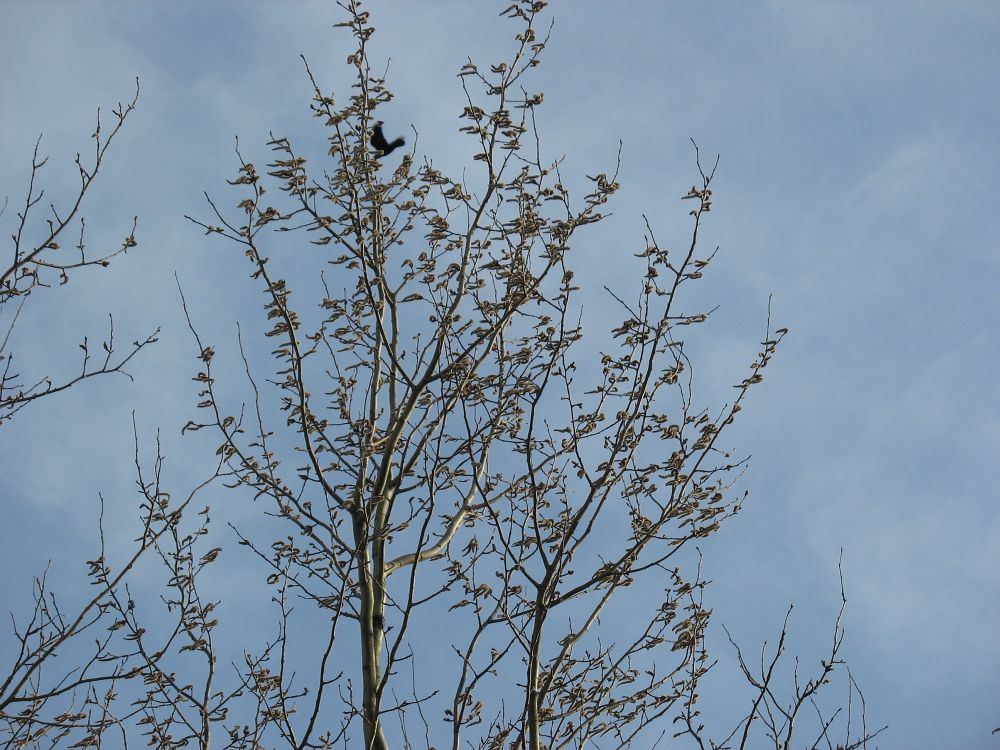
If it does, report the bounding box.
[0,2,887,749]
[0,79,158,426]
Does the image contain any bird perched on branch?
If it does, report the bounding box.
[371,121,405,157]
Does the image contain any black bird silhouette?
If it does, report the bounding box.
[371,121,405,157]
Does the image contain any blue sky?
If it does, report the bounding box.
[1,2,998,747]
